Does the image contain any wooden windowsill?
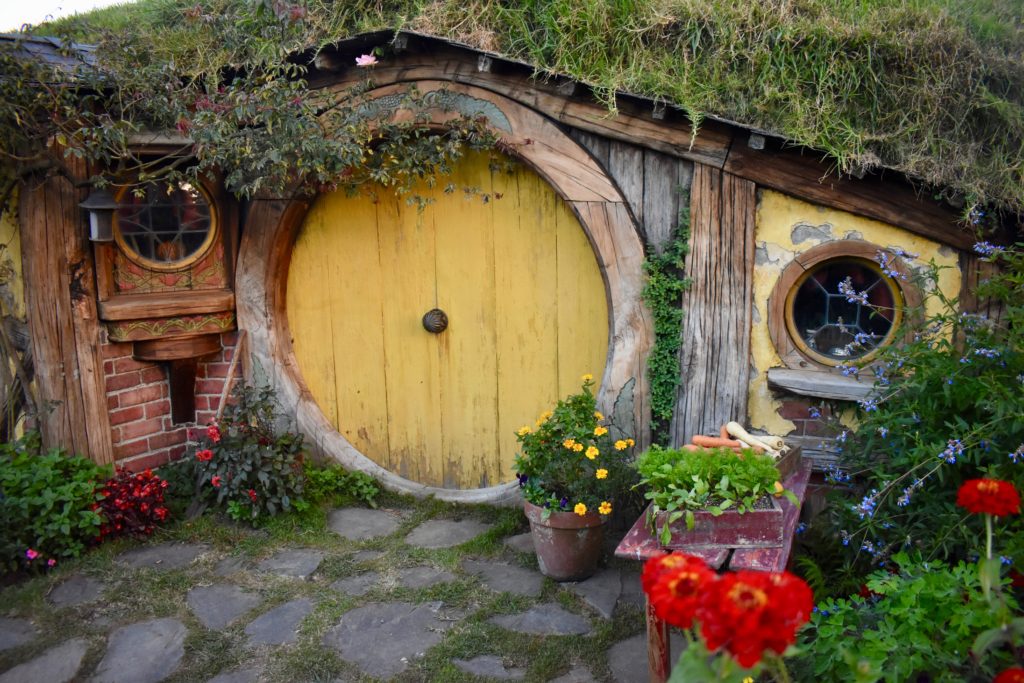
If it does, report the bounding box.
[98,289,234,321]
[766,367,875,401]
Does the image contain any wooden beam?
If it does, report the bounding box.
[766,367,874,401]
[723,143,972,250]
[20,162,114,464]
[672,166,757,444]
[98,290,235,321]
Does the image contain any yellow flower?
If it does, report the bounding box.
[773,481,785,497]
[594,411,604,421]
[572,443,584,452]
[614,439,627,451]
[626,438,635,447]
[574,502,588,516]
[594,426,609,437]
[562,438,577,450]
[595,468,608,479]
[743,678,754,683]
[581,373,593,382]
[539,410,553,422]
[598,501,612,515]
[585,446,599,460]
[517,426,531,436]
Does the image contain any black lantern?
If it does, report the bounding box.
[80,188,118,242]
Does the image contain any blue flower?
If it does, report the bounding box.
[558,497,569,509]
[973,241,1003,257]
[939,439,963,464]
[1010,445,1024,464]
[853,490,878,519]
[838,277,869,305]
[809,406,822,419]
[797,522,807,534]
[1001,556,1013,566]
[974,348,1000,359]
[858,398,878,412]
[877,426,889,438]
[837,430,849,443]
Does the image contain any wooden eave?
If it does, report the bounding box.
[305,30,972,250]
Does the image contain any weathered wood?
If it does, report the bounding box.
[672,167,757,445]
[724,143,972,250]
[766,367,874,401]
[21,163,113,464]
[643,150,693,253]
[132,334,222,361]
[958,252,1005,323]
[98,290,235,320]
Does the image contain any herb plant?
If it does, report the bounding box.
[635,445,787,544]
[304,462,380,508]
[513,375,636,519]
[0,432,107,570]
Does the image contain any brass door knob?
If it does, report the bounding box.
[422,308,448,333]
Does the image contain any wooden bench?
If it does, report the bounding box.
[614,456,812,682]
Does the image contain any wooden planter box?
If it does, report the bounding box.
[650,447,803,550]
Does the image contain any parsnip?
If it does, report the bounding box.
[725,421,779,457]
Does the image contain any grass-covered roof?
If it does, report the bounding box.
[38,0,1024,213]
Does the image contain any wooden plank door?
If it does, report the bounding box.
[286,152,609,489]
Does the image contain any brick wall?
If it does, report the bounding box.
[774,397,833,438]
[102,331,239,472]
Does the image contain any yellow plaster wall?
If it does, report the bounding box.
[749,190,962,436]
[0,192,25,320]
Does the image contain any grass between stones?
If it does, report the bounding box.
[0,492,645,682]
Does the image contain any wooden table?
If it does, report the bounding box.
[614,458,812,682]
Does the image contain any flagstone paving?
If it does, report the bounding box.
[0,505,665,682]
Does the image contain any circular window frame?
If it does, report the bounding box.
[768,240,922,370]
[113,181,218,272]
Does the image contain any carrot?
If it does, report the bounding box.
[720,424,731,439]
[692,434,743,449]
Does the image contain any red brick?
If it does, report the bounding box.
[207,396,222,413]
[776,399,813,420]
[168,444,187,461]
[117,416,165,441]
[118,384,165,407]
[204,362,231,379]
[103,360,114,375]
[119,450,171,473]
[222,331,239,345]
[106,372,141,392]
[110,405,145,426]
[149,429,187,450]
[140,366,165,384]
[193,395,210,411]
[145,399,170,419]
[195,379,224,396]
[107,395,119,410]
[113,437,149,459]
[102,343,131,359]
[113,357,149,373]
[803,419,831,437]
[195,410,216,425]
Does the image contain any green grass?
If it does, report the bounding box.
[0,497,646,682]
[40,0,1024,214]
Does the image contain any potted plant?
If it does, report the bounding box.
[635,445,798,547]
[513,375,635,581]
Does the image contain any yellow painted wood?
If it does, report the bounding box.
[287,151,609,489]
[285,205,337,428]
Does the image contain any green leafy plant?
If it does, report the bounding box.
[190,382,306,524]
[0,432,107,571]
[824,243,1024,568]
[304,462,380,508]
[793,552,1020,682]
[635,445,791,544]
[513,375,636,519]
[642,199,691,445]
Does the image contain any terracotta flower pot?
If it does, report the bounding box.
[524,500,607,581]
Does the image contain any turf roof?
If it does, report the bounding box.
[46,0,1024,214]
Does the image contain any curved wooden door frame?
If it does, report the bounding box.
[236,81,651,503]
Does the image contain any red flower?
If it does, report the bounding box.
[995,669,1024,683]
[195,449,214,462]
[956,479,1020,517]
[248,488,258,502]
[207,424,221,443]
[697,570,813,668]
[211,475,222,488]
[643,554,716,629]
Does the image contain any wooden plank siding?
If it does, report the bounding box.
[673,166,757,444]
[20,162,113,464]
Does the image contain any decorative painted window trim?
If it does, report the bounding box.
[768,239,922,373]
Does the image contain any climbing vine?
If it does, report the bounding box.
[642,197,691,446]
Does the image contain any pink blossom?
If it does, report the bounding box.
[25,548,38,561]
[355,54,378,67]
[47,558,57,568]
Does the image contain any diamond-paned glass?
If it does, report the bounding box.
[114,182,213,268]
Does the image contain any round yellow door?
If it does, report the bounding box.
[286,151,609,489]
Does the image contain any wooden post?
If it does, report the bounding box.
[20,163,114,464]
[672,166,757,445]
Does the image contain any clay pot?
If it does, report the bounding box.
[524,500,607,581]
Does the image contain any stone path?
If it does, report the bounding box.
[0,508,662,682]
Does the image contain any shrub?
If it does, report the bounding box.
[190,382,306,524]
[97,467,169,539]
[0,432,106,571]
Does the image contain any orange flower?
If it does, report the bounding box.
[643,554,716,629]
[956,479,1020,516]
[195,449,213,462]
[995,668,1024,683]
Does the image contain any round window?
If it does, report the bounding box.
[114,181,216,271]
[784,257,902,365]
